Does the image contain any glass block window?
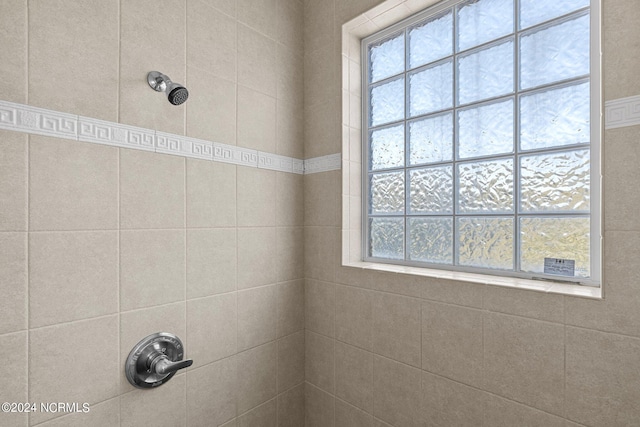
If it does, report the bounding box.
[363,0,599,284]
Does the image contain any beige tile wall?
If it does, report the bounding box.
[303,0,640,426]
[0,0,304,426]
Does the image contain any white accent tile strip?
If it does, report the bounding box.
[155,132,213,160]
[79,116,155,151]
[304,153,342,174]
[258,151,296,173]
[293,159,305,174]
[0,99,307,174]
[213,143,258,168]
[605,95,640,129]
[0,100,77,140]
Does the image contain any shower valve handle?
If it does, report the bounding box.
[152,356,193,375]
[125,332,192,389]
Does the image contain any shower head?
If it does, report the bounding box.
[147,71,189,106]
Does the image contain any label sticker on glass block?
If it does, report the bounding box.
[543,257,575,277]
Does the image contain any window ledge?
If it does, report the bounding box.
[342,261,602,299]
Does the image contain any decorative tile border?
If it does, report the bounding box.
[0,101,77,140]
[304,153,342,174]
[0,99,312,174]
[605,95,640,129]
[79,116,155,151]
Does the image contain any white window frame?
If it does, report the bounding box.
[339,0,602,296]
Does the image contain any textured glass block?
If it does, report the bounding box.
[520,0,589,29]
[458,158,513,213]
[369,33,405,83]
[409,10,453,68]
[458,99,514,159]
[520,217,590,278]
[409,217,453,264]
[370,77,405,127]
[409,61,453,117]
[458,39,514,105]
[520,149,590,213]
[520,14,589,89]
[520,82,590,151]
[409,113,453,165]
[369,217,404,259]
[457,217,514,269]
[457,0,514,51]
[409,166,453,214]
[370,125,404,171]
[369,171,405,215]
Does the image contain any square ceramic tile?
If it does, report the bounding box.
[277,331,305,392]
[120,374,185,427]
[120,149,185,229]
[566,327,640,426]
[422,301,483,387]
[237,285,277,351]
[187,228,237,299]
[276,280,305,338]
[237,167,276,227]
[277,383,305,427]
[335,285,373,351]
[335,399,373,427]
[186,159,236,228]
[373,355,421,426]
[372,292,421,368]
[305,279,335,337]
[29,0,119,121]
[237,227,278,289]
[187,293,237,366]
[0,331,27,427]
[277,227,304,282]
[422,371,486,427]
[237,83,276,153]
[0,130,27,231]
[484,312,565,416]
[29,136,118,231]
[0,233,27,334]
[335,342,373,413]
[186,67,237,145]
[305,383,335,427]
[120,230,185,311]
[30,316,119,425]
[238,0,277,39]
[305,331,334,393]
[186,356,237,427]
[0,1,26,104]
[238,25,277,97]
[29,231,118,327]
[276,172,304,226]
[236,342,277,414]
[187,1,237,82]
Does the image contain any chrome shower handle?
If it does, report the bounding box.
[125,332,192,389]
[153,357,193,375]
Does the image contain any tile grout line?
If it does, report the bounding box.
[116,1,122,421]
[183,1,189,419]
[25,1,30,424]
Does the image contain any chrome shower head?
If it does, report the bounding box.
[147,71,189,106]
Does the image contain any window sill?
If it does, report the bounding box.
[342,260,602,299]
